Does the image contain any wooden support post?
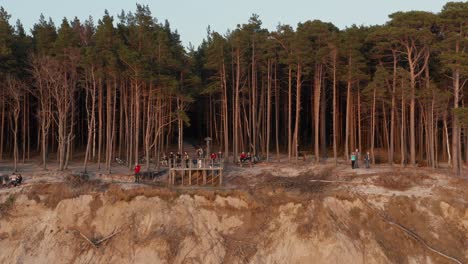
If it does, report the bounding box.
[219,169,223,186]
[189,169,192,185]
[203,170,207,185]
[211,170,214,186]
[168,169,172,186]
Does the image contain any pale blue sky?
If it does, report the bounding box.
[0,0,451,47]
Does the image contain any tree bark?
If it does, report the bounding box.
[314,64,322,163]
[345,56,352,161]
[452,40,461,175]
[332,50,337,164]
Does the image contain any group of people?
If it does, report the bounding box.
[239,151,252,163]
[161,152,190,168]
[0,172,23,188]
[160,149,223,169]
[350,149,371,169]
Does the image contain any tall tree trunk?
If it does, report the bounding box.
[109,78,117,173]
[332,50,337,164]
[313,64,322,163]
[357,85,362,155]
[409,67,416,166]
[98,78,103,169]
[252,40,257,155]
[177,98,183,155]
[0,91,4,161]
[382,102,389,158]
[266,59,272,161]
[275,61,280,162]
[22,97,26,163]
[390,51,397,165]
[12,112,19,172]
[371,87,376,165]
[452,40,461,175]
[288,64,292,161]
[83,72,95,173]
[222,60,229,158]
[406,48,429,166]
[401,78,406,166]
[345,57,352,161]
[293,64,302,161]
[135,77,140,166]
[233,48,240,162]
[106,79,112,171]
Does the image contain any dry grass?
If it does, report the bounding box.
[0,194,15,217]
[372,171,430,191]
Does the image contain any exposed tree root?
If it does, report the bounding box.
[352,192,463,264]
[72,227,124,249]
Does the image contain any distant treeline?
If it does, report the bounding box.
[0,3,466,175]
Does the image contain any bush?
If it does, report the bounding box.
[0,194,16,216]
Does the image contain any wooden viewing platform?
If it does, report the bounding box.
[168,159,224,187]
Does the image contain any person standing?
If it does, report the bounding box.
[176,152,182,167]
[355,149,360,168]
[364,151,371,168]
[162,153,168,166]
[184,152,190,168]
[247,152,252,162]
[199,147,204,159]
[351,152,356,169]
[169,152,175,168]
[134,163,141,183]
[210,152,217,167]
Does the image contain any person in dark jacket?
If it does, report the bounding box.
[169,152,174,168]
[355,149,360,168]
[184,152,190,168]
[364,151,371,168]
[176,152,182,167]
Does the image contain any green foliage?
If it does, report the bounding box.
[438,2,468,76]
[296,20,337,70]
[340,25,369,83]
[31,14,57,55]
[363,65,390,101]
[0,7,15,74]
[454,108,468,127]
[177,109,191,127]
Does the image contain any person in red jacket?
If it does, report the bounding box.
[210,152,217,161]
[240,152,247,163]
[210,152,217,167]
[134,163,141,183]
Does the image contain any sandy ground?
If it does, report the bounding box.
[0,157,467,264]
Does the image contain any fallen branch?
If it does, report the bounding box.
[72,227,124,249]
[95,229,123,245]
[352,192,463,264]
[309,180,363,184]
[76,230,98,249]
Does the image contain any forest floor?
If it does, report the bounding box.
[0,158,467,263]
